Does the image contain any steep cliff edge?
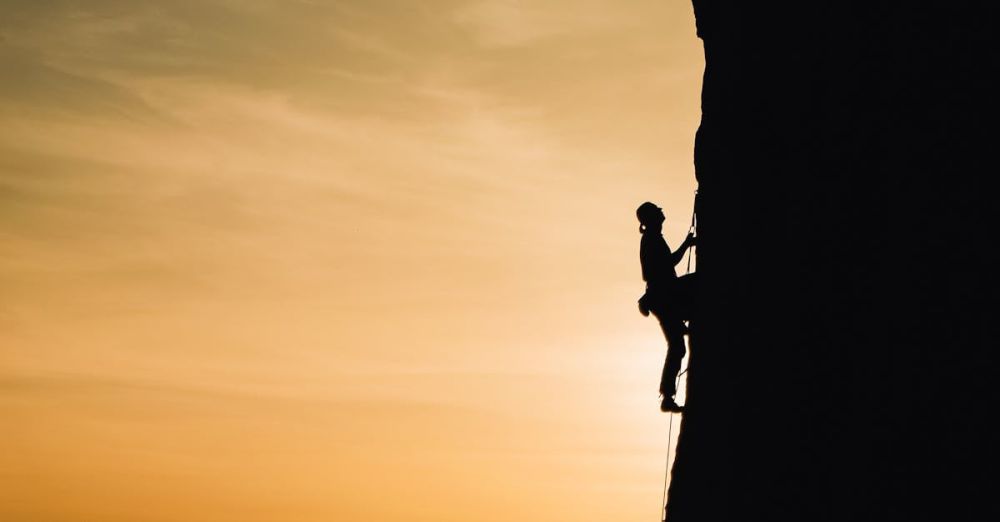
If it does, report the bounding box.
[666,4,993,521]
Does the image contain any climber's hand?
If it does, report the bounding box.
[638,294,650,317]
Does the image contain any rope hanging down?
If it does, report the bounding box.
[660,371,683,521]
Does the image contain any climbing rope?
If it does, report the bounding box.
[660,367,688,521]
[685,190,698,274]
[661,191,698,522]
[661,407,673,520]
[660,367,686,521]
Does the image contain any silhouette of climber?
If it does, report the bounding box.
[635,201,697,413]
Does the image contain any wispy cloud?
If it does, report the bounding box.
[453,0,640,48]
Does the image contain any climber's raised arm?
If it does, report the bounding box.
[670,233,696,267]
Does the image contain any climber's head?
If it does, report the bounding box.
[636,201,665,233]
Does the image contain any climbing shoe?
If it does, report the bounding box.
[660,396,683,413]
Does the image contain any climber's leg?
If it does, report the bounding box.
[655,310,687,399]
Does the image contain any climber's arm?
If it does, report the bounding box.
[670,233,696,267]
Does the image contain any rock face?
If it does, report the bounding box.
[667,3,994,521]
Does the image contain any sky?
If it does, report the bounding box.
[0,1,703,521]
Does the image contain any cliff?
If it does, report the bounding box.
[666,3,994,521]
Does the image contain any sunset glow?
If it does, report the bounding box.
[1,2,701,520]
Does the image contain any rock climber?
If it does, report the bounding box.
[636,201,697,412]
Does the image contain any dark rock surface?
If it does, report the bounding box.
[666,3,994,521]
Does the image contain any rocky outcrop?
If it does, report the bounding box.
[666,3,994,521]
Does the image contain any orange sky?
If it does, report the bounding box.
[0,1,702,520]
